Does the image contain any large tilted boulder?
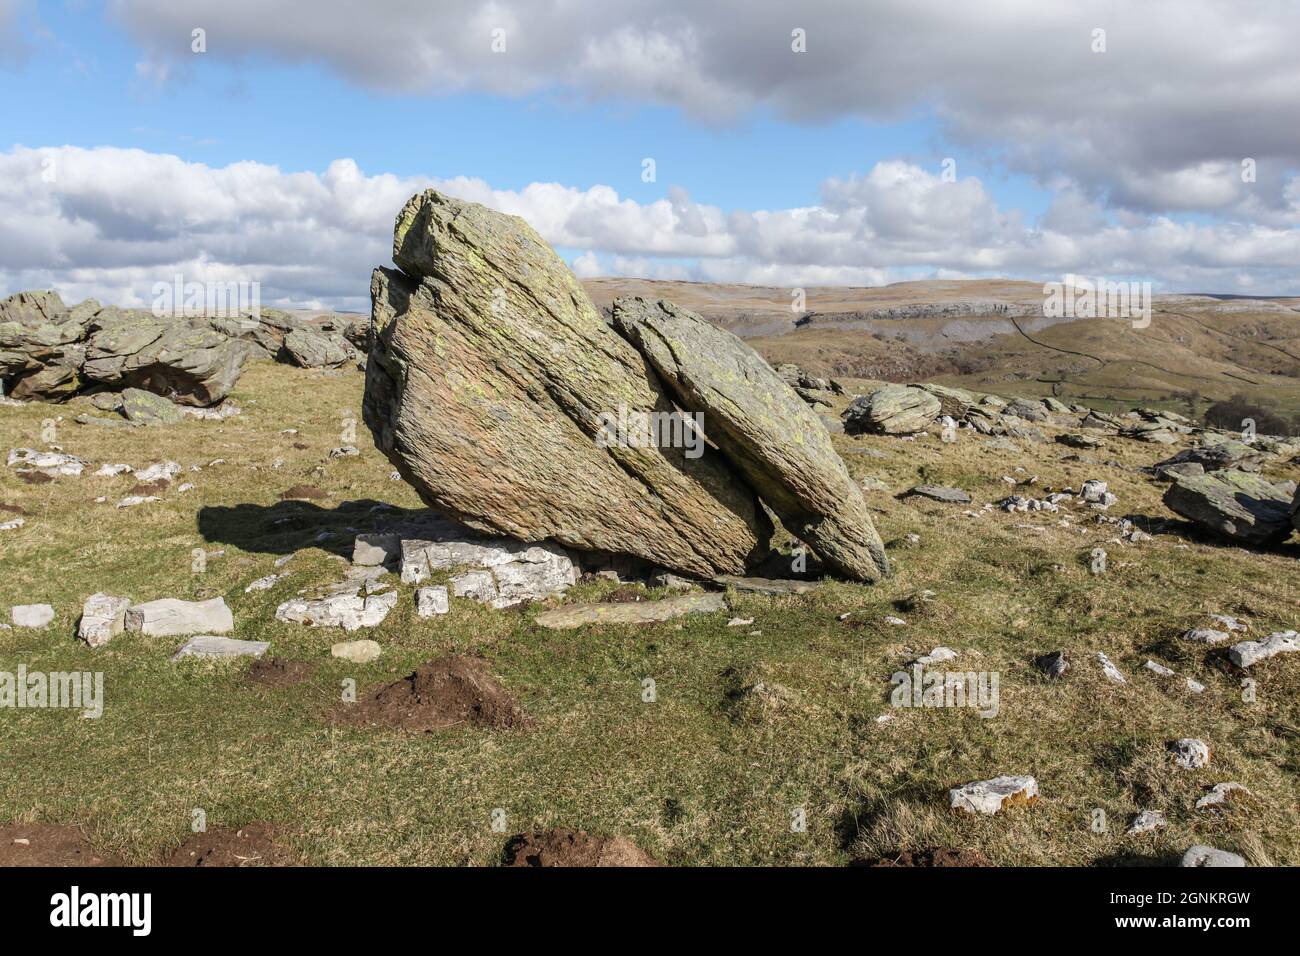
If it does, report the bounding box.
[363,189,772,579]
[842,384,940,435]
[1163,471,1294,546]
[611,296,888,582]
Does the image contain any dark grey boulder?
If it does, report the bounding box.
[902,485,971,504]
[1163,471,1294,546]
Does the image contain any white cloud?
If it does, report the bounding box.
[3,145,1300,310]
[106,0,1300,218]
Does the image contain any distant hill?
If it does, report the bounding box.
[581,277,1300,430]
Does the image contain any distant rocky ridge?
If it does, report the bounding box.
[0,290,368,406]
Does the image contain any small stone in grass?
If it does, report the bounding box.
[1127,810,1166,835]
[1180,845,1245,867]
[331,639,382,664]
[172,636,269,661]
[1097,651,1126,684]
[1182,627,1230,644]
[12,604,54,628]
[1195,782,1250,810]
[1034,651,1068,678]
[914,646,957,665]
[948,775,1038,815]
[416,586,449,617]
[1169,738,1211,770]
[1228,631,1298,668]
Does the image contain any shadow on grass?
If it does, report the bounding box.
[196,498,427,557]
[1129,513,1300,558]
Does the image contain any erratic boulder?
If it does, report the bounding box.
[362,189,771,579]
[842,384,940,435]
[611,296,888,582]
[1163,471,1294,546]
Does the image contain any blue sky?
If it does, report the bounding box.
[2,1,1298,307]
[6,3,1051,214]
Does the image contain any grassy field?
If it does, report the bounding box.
[1,360,1297,865]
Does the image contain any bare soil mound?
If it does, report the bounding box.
[165,824,295,866]
[503,828,659,867]
[246,657,317,687]
[0,823,119,866]
[279,484,327,500]
[855,846,990,867]
[336,655,529,733]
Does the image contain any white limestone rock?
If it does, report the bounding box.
[415,586,449,617]
[11,604,54,628]
[450,569,497,604]
[331,639,382,663]
[134,461,181,483]
[244,573,286,593]
[1195,782,1250,810]
[171,635,269,662]
[7,448,85,477]
[396,521,576,608]
[1228,630,1298,668]
[1180,845,1245,867]
[275,589,397,631]
[1127,810,1166,835]
[77,592,132,647]
[1097,651,1127,684]
[948,775,1038,815]
[1169,737,1211,770]
[125,597,233,637]
[352,533,400,568]
[915,646,958,665]
[1181,627,1231,644]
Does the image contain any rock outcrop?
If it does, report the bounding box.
[81,315,250,406]
[2,290,368,406]
[611,296,888,582]
[362,189,772,579]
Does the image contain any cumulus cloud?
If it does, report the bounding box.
[4,145,1300,308]
[107,0,1300,218]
